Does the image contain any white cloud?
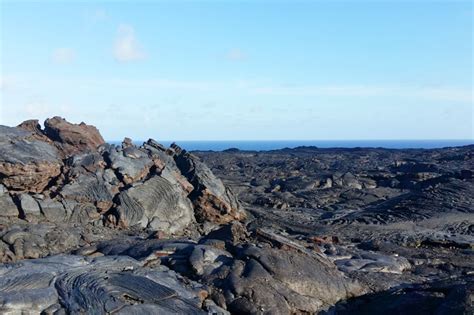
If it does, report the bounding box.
[226,49,246,61]
[114,24,146,62]
[52,48,76,64]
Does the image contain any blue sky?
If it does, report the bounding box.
[1,1,472,141]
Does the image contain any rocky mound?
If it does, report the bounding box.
[0,118,367,314]
[2,118,471,314]
[0,117,245,237]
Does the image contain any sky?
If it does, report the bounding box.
[0,0,473,141]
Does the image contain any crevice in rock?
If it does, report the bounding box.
[10,193,26,220]
[44,164,67,199]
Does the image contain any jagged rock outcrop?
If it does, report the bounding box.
[144,139,195,193]
[115,176,196,233]
[0,118,245,236]
[105,144,154,185]
[43,116,105,157]
[17,119,51,143]
[60,173,115,214]
[171,144,246,224]
[0,126,62,193]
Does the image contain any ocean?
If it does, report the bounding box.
[110,140,473,151]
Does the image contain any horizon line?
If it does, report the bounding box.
[106,139,474,142]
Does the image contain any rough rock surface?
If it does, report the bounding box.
[18,193,41,217]
[75,228,364,315]
[115,176,196,233]
[0,185,18,217]
[222,244,362,314]
[0,118,245,235]
[0,118,472,314]
[0,255,206,314]
[44,116,105,156]
[197,145,474,314]
[105,144,154,184]
[0,126,62,193]
[172,144,246,224]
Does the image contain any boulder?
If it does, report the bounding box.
[115,176,196,234]
[225,244,363,314]
[144,140,194,193]
[18,194,41,216]
[121,137,133,149]
[0,126,62,193]
[67,151,107,176]
[65,151,120,200]
[334,251,411,274]
[66,201,101,224]
[43,116,105,156]
[171,144,246,224]
[104,145,153,184]
[59,173,114,213]
[202,221,249,247]
[0,224,82,260]
[188,244,233,277]
[38,198,69,223]
[333,172,362,189]
[17,119,52,143]
[0,185,18,217]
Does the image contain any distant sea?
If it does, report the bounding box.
[109,139,473,151]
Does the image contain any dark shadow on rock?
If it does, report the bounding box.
[321,276,474,315]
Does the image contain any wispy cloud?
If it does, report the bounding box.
[3,73,472,104]
[252,84,473,102]
[102,78,219,91]
[226,49,246,61]
[114,24,146,62]
[52,48,76,64]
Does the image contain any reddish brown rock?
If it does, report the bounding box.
[191,187,246,224]
[0,126,63,193]
[171,144,246,224]
[43,116,105,156]
[0,162,62,193]
[143,139,194,193]
[17,120,54,144]
[17,119,43,136]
